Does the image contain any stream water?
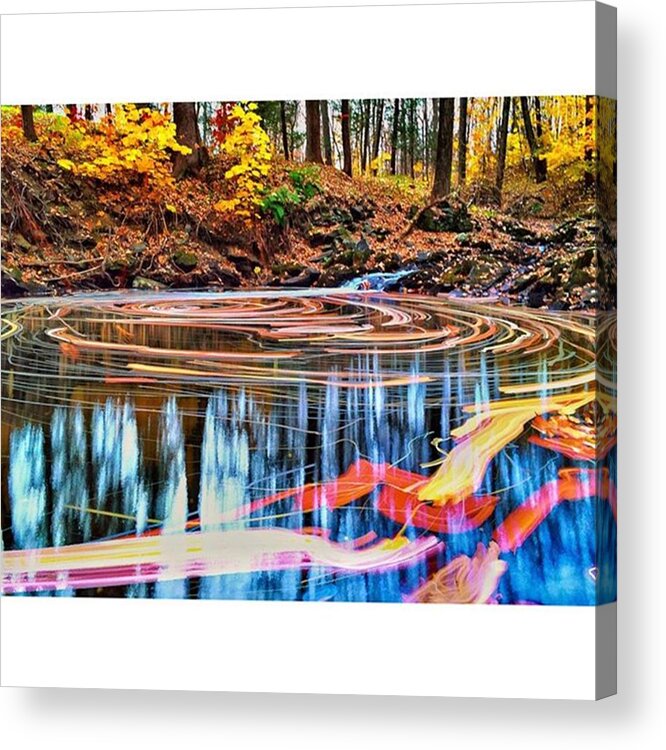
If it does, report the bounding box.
[0,288,616,604]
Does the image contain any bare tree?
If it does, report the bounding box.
[361,100,371,173]
[495,96,511,202]
[390,99,400,175]
[520,96,547,183]
[280,101,290,160]
[584,95,595,189]
[20,105,37,142]
[408,99,416,179]
[371,99,385,175]
[341,99,352,177]
[457,97,468,186]
[432,98,454,199]
[305,100,323,163]
[320,100,333,166]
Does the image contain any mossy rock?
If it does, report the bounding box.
[271,262,304,277]
[372,251,402,272]
[438,271,466,289]
[106,258,130,272]
[12,233,34,251]
[172,251,198,272]
[416,200,472,233]
[468,263,495,283]
[131,276,167,291]
[308,226,345,248]
[568,268,595,287]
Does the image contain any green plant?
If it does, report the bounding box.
[260,165,321,226]
[261,186,301,226]
[288,165,321,199]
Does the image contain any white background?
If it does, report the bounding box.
[0,0,606,704]
[1,0,665,747]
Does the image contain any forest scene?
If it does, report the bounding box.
[1,97,616,605]
[1,97,616,305]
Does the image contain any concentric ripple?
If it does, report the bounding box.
[1,288,602,392]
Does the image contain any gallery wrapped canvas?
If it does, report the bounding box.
[0,1,616,699]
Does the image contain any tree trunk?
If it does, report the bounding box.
[105,103,112,116]
[457,97,468,187]
[280,101,290,160]
[84,104,93,121]
[423,99,429,179]
[361,100,371,173]
[320,100,333,166]
[495,96,511,203]
[390,98,400,176]
[45,104,54,114]
[371,99,385,175]
[408,99,416,179]
[584,95,594,189]
[534,96,547,181]
[341,99,352,177]
[399,103,407,175]
[172,102,205,179]
[520,96,547,183]
[431,98,454,199]
[20,105,38,142]
[305,100,323,163]
[288,103,298,160]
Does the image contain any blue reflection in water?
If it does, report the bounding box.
[5,354,616,605]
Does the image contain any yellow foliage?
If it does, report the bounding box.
[37,104,190,204]
[213,102,272,219]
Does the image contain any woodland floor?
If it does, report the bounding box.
[1,156,615,310]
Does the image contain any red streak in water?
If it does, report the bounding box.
[493,468,616,553]
[224,459,498,534]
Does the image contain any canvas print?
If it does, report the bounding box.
[1,97,616,605]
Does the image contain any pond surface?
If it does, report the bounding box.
[1,289,616,604]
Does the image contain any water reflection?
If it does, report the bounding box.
[1,290,616,604]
